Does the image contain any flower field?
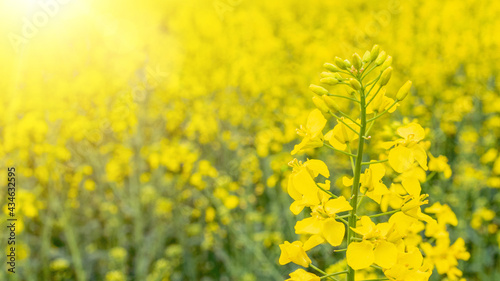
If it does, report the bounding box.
[1,0,499,280]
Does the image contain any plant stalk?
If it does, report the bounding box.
[346,82,367,281]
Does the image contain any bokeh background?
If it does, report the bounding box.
[0,0,499,280]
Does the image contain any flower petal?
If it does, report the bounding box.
[322,218,345,246]
[347,241,374,270]
[389,146,414,173]
[374,240,398,268]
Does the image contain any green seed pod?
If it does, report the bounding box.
[324,62,341,72]
[334,57,347,70]
[370,45,380,61]
[375,51,387,66]
[349,78,361,90]
[381,55,392,70]
[320,77,339,86]
[362,50,371,63]
[379,67,393,86]
[309,84,329,95]
[396,80,412,101]
[312,96,330,113]
[322,95,340,112]
[352,53,362,70]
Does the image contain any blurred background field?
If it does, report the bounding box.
[0,0,499,280]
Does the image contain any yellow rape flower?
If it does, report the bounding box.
[279,241,312,267]
[294,196,352,249]
[285,269,320,281]
[387,123,428,173]
[380,184,406,212]
[401,194,435,223]
[384,248,431,281]
[343,162,388,204]
[287,159,330,215]
[425,203,458,226]
[324,118,360,151]
[366,86,399,115]
[428,153,452,178]
[292,109,327,155]
[421,237,470,279]
[347,217,399,270]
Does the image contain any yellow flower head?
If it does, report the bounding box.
[286,269,320,281]
[292,109,327,155]
[279,241,312,267]
[324,118,360,151]
[287,159,330,215]
[388,123,428,173]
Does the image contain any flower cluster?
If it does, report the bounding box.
[280,46,469,281]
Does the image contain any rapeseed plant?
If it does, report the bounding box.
[281,46,469,281]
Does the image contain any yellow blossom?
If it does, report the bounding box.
[279,241,312,267]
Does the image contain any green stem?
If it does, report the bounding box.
[426,171,437,182]
[357,195,365,209]
[320,271,349,279]
[361,64,378,80]
[338,217,349,225]
[366,85,383,107]
[61,215,86,281]
[327,93,360,103]
[317,183,338,198]
[347,80,367,281]
[368,209,400,218]
[361,159,388,165]
[364,114,377,136]
[365,75,382,95]
[367,100,399,122]
[347,142,356,173]
[324,142,357,157]
[338,110,362,126]
[329,111,359,135]
[336,213,354,219]
[310,264,339,281]
[339,70,356,77]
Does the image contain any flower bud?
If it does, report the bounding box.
[344,59,352,68]
[396,80,412,101]
[375,51,387,66]
[349,79,361,90]
[324,62,341,72]
[320,77,339,86]
[370,45,380,61]
[381,55,392,70]
[322,95,340,112]
[321,72,343,81]
[352,53,362,70]
[312,96,330,113]
[320,71,335,78]
[334,57,347,70]
[379,67,393,86]
[309,84,329,95]
[362,50,371,63]
[334,73,343,80]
